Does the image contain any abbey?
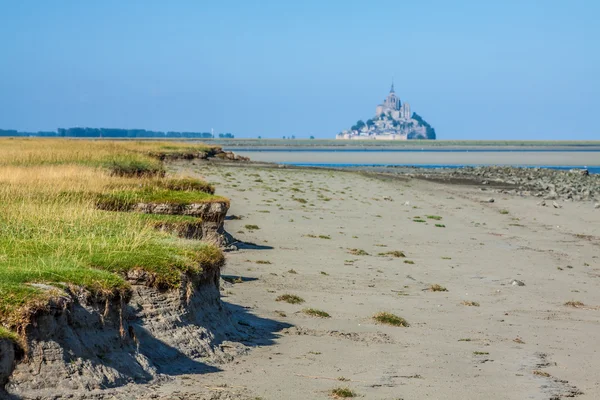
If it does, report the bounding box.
[375,83,412,121]
[337,84,436,140]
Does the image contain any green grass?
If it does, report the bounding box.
[0,139,225,342]
[430,284,448,292]
[404,260,415,264]
[499,209,509,215]
[329,387,357,398]
[302,308,331,318]
[96,188,224,211]
[276,294,305,304]
[473,351,489,355]
[372,312,409,327]
[413,219,426,223]
[378,250,406,258]
[348,248,369,256]
[0,204,224,330]
[435,224,446,228]
[245,224,260,230]
[426,215,443,220]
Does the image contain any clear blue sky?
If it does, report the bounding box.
[0,0,598,139]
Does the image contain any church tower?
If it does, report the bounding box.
[383,82,400,111]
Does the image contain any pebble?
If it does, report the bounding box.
[486,198,495,203]
[511,279,526,286]
[552,201,561,209]
[595,203,600,209]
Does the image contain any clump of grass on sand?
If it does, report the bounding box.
[461,300,480,307]
[372,312,409,327]
[426,215,443,220]
[329,387,357,398]
[0,139,225,342]
[430,284,448,292]
[533,370,551,377]
[303,308,331,318]
[378,250,405,258]
[276,294,305,304]
[564,301,585,308]
[245,224,260,230]
[348,248,369,256]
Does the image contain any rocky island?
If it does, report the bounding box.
[337,83,436,140]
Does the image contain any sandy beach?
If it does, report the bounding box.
[139,161,600,400]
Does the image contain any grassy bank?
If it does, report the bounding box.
[0,139,226,341]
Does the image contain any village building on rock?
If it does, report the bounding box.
[336,84,436,140]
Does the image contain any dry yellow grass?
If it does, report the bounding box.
[0,139,225,342]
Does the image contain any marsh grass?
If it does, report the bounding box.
[302,308,331,318]
[564,301,584,308]
[378,250,406,258]
[426,215,443,220]
[329,387,357,398]
[276,294,305,304]
[373,312,409,327]
[430,284,448,292]
[0,139,225,341]
[461,300,480,307]
[348,248,369,256]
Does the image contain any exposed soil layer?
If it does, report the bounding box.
[2,261,245,400]
[133,201,230,244]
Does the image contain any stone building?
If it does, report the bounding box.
[375,83,411,121]
[337,83,436,140]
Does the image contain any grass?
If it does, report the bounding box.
[430,284,448,292]
[276,294,305,304]
[0,139,225,342]
[348,248,369,256]
[533,370,551,377]
[413,219,426,223]
[404,260,415,264]
[564,301,585,307]
[255,260,272,265]
[426,215,443,220]
[329,387,357,398]
[473,351,489,355]
[378,250,406,258]
[461,300,480,307]
[302,308,331,318]
[96,187,223,211]
[372,312,409,327]
[499,209,509,215]
[245,224,260,230]
[435,224,446,228]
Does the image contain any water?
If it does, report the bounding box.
[229,149,600,174]
[277,162,600,174]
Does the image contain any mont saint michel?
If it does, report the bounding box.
[337,84,436,140]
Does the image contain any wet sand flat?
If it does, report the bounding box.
[155,162,600,400]
[232,150,600,167]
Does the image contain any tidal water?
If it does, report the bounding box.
[227,149,600,174]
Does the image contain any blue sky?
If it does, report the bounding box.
[0,0,598,139]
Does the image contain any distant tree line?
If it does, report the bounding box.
[0,128,235,139]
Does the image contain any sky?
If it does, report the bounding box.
[0,0,598,139]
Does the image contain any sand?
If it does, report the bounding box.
[152,162,600,400]
[232,150,600,167]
